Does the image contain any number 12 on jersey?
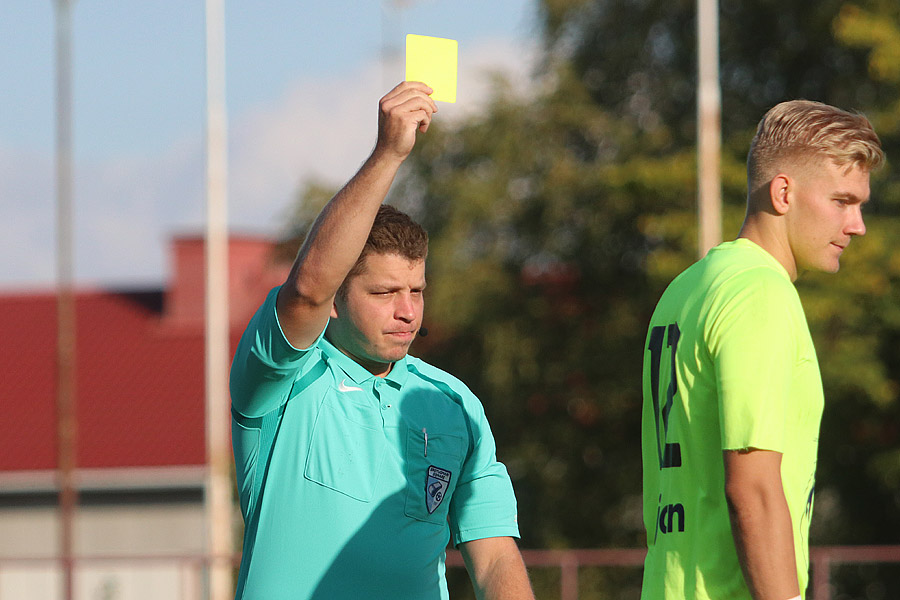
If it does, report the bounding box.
[647,323,682,469]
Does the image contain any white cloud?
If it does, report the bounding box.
[0,145,56,288]
[0,35,538,290]
[0,136,205,290]
[228,35,539,233]
[73,137,205,288]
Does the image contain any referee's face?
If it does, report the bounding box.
[329,252,426,377]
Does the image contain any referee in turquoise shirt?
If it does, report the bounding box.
[229,81,534,600]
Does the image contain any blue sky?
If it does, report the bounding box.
[0,1,539,288]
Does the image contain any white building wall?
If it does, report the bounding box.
[0,504,208,600]
[0,468,217,600]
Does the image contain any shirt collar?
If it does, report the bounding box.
[320,335,410,389]
[730,238,792,281]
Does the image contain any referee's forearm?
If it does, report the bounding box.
[460,537,535,600]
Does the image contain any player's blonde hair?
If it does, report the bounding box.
[747,100,884,194]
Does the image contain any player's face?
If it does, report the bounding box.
[786,161,869,275]
[329,252,425,377]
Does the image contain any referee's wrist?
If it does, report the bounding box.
[784,595,802,600]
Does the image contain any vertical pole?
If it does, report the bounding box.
[205,0,233,598]
[559,554,579,600]
[697,0,722,257]
[812,552,832,600]
[54,1,78,599]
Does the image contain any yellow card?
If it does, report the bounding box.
[405,34,458,103]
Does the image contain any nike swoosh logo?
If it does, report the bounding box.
[338,379,363,393]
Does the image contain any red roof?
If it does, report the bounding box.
[0,236,289,472]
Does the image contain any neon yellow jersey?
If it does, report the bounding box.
[641,239,823,600]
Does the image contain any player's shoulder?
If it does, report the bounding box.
[652,247,784,315]
[650,241,795,328]
[704,240,796,300]
[714,261,795,305]
[702,246,805,340]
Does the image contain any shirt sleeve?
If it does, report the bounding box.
[449,392,521,546]
[706,268,801,453]
[230,285,326,418]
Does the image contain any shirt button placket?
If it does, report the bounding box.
[373,380,391,427]
[373,380,388,407]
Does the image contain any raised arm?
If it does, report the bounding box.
[724,449,801,600]
[459,537,534,600]
[276,81,437,348]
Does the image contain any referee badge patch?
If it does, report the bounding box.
[426,465,452,514]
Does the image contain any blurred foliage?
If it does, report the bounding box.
[285,0,900,597]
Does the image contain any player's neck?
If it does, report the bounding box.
[737,216,798,281]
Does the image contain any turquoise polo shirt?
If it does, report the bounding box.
[230,286,520,600]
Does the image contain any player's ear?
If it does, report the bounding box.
[769,174,791,216]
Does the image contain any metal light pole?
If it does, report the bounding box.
[54,1,78,599]
[697,0,722,257]
[204,0,234,598]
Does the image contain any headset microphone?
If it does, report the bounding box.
[418,327,429,337]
